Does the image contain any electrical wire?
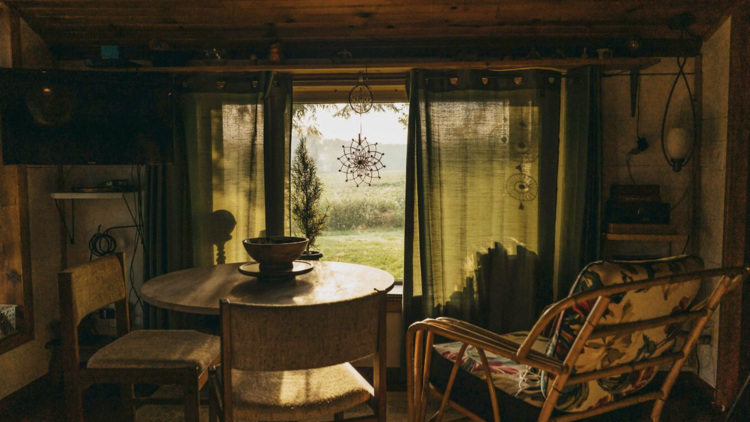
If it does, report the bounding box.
[681,235,691,255]
[636,75,642,140]
[89,225,118,259]
[626,152,637,185]
[660,56,698,170]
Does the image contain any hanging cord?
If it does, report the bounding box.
[626,75,647,185]
[660,56,698,170]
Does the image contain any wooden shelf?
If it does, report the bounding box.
[50,192,135,199]
[59,57,661,75]
[604,233,688,243]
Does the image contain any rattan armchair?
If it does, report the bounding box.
[407,256,750,422]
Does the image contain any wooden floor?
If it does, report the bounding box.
[0,373,726,422]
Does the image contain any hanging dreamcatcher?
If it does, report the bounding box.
[338,70,385,186]
[349,74,373,114]
[505,119,539,211]
[506,168,538,210]
[338,133,386,186]
[509,120,539,164]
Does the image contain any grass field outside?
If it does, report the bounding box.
[316,229,404,279]
[298,170,407,280]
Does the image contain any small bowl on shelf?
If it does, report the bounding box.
[242,236,308,272]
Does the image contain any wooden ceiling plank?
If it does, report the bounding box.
[6,0,725,56]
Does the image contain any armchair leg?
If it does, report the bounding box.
[120,384,136,422]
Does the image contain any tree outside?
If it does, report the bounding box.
[290,137,328,253]
[291,103,407,278]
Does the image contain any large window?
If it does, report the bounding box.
[292,103,408,278]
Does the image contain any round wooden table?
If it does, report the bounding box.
[141,261,395,316]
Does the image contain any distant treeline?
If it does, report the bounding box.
[299,135,407,173]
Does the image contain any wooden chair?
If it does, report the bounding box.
[407,256,750,422]
[59,253,221,422]
[208,291,388,422]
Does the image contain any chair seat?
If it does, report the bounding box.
[231,362,374,421]
[433,331,549,409]
[87,330,220,371]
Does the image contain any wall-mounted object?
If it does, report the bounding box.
[0,305,18,340]
[269,43,283,63]
[664,127,692,171]
[596,48,613,59]
[0,70,174,165]
[202,48,228,66]
[605,184,670,224]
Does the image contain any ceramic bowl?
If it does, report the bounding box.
[242,236,309,272]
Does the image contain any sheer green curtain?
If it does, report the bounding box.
[177,73,291,268]
[553,66,603,299]
[404,69,561,333]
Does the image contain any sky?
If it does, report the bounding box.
[313,105,408,145]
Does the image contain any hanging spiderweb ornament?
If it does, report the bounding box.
[338,134,386,187]
[506,172,538,210]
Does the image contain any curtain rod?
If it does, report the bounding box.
[602,72,696,77]
[293,77,406,84]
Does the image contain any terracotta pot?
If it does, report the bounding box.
[242,236,308,272]
[300,250,323,261]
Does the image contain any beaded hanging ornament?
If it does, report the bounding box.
[337,71,385,186]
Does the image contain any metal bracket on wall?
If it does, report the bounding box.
[50,192,137,245]
[54,198,75,244]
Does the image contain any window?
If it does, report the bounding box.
[291,103,408,279]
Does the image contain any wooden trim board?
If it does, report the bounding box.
[717,1,750,409]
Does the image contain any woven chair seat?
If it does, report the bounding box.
[87,330,220,370]
[231,363,373,421]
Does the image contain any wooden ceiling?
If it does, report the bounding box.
[3,0,733,60]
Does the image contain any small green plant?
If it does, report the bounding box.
[291,137,328,252]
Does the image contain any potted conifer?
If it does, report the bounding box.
[291,138,328,260]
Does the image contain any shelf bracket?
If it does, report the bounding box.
[54,198,75,245]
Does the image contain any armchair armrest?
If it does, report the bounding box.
[411,318,566,375]
[406,318,566,422]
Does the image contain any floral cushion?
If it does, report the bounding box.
[542,255,704,412]
[433,332,549,408]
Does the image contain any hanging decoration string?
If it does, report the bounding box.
[660,56,697,172]
[338,67,386,187]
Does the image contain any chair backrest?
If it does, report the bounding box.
[220,292,383,372]
[542,255,704,412]
[58,253,128,326]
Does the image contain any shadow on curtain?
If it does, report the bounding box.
[144,73,292,329]
[180,73,292,268]
[403,69,561,333]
